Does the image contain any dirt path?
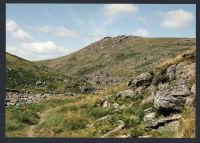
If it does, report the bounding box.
[26,106,60,137]
[26,95,87,137]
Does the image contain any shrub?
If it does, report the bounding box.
[124,118,141,128]
[70,119,87,130]
[6,119,24,131]
[18,111,40,125]
[130,126,144,137]
[134,107,145,120]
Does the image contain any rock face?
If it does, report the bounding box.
[154,85,190,111]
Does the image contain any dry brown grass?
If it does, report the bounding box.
[156,54,184,70]
[176,106,195,138]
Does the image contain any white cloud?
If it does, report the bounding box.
[6,19,68,60]
[7,44,67,61]
[103,4,138,16]
[137,16,147,22]
[161,9,193,28]
[21,41,64,54]
[6,19,18,32]
[134,28,149,37]
[36,25,79,38]
[12,29,33,42]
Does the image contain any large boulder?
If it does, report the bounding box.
[128,72,153,89]
[154,85,190,111]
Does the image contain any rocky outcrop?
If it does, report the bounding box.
[154,85,190,111]
[5,92,50,106]
[128,72,153,90]
[145,114,181,131]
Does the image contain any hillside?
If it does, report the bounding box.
[6,53,93,94]
[5,35,196,138]
[38,36,195,85]
[6,49,196,138]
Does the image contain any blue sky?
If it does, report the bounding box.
[6,4,196,61]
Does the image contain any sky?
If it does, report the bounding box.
[6,4,196,61]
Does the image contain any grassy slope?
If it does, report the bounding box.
[6,37,196,137]
[6,53,92,94]
[38,36,195,82]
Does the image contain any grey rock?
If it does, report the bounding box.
[134,86,146,94]
[116,90,135,98]
[144,112,156,122]
[151,74,169,87]
[102,100,111,108]
[157,82,169,90]
[113,103,119,109]
[176,62,195,85]
[145,114,181,131]
[167,65,176,81]
[182,50,195,59]
[36,81,42,86]
[128,72,153,89]
[154,85,190,111]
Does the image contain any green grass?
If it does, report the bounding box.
[6,53,93,94]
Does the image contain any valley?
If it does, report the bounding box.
[5,36,196,138]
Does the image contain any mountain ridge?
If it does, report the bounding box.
[37,36,195,86]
